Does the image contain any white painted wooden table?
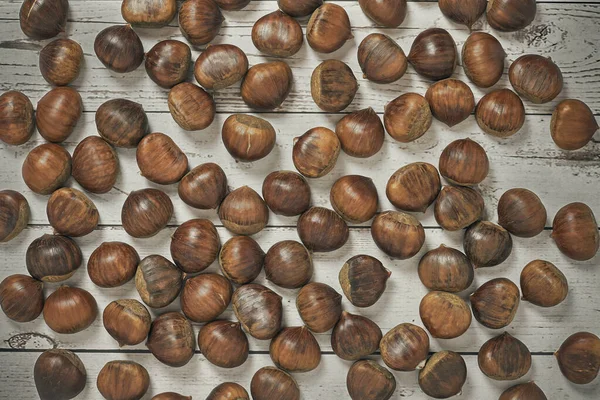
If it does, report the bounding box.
[1,0,599,399]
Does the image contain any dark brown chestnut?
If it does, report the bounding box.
[330,175,378,223]
[43,286,98,334]
[0,274,44,322]
[551,99,599,151]
[509,54,564,103]
[219,236,264,285]
[297,206,349,252]
[487,0,536,32]
[278,0,322,17]
[386,162,441,213]
[145,40,191,89]
[22,143,71,195]
[219,186,269,235]
[72,136,118,194]
[241,61,293,110]
[439,138,489,186]
[293,127,341,178]
[180,273,232,322]
[270,326,321,372]
[419,291,472,339]
[179,0,223,46]
[207,382,249,400]
[471,278,520,329]
[347,360,396,400]
[439,0,486,28]
[418,245,474,292]
[552,202,599,261]
[26,234,82,282]
[152,393,192,400]
[194,44,249,90]
[168,82,216,131]
[215,0,250,10]
[0,91,35,145]
[498,188,547,238]
[34,349,86,400]
[358,33,407,84]
[419,351,467,398]
[464,221,513,268]
[135,254,183,308]
[434,185,484,231]
[265,240,312,289]
[198,320,249,368]
[147,311,195,367]
[232,284,283,340]
[251,367,300,400]
[408,28,457,80]
[171,219,220,274]
[371,211,425,259]
[425,79,475,127]
[500,382,548,400]
[462,31,506,88]
[136,132,188,184]
[476,89,525,138]
[47,187,99,237]
[39,38,84,86]
[521,260,568,307]
[0,190,29,242]
[358,0,407,28]
[339,255,390,307]
[103,299,151,346]
[252,11,303,57]
[311,59,357,112]
[222,114,276,162]
[297,282,342,333]
[331,311,382,361]
[96,98,148,147]
[94,25,144,73]
[20,0,68,39]
[97,361,149,400]
[478,332,532,380]
[122,0,177,27]
[179,163,228,210]
[88,242,139,288]
[380,323,429,371]
[384,93,432,143]
[122,188,173,238]
[262,171,311,216]
[555,332,600,384]
[307,4,352,53]
[335,108,385,158]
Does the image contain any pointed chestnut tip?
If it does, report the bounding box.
[416,358,427,370]
[340,310,350,318]
[385,268,392,278]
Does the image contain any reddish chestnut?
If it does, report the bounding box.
[103,299,151,346]
[0,91,35,145]
[347,360,396,400]
[222,114,276,162]
[476,89,525,138]
[551,99,599,150]
[251,367,300,400]
[43,286,98,334]
[331,311,382,361]
[168,82,216,131]
[241,62,293,110]
[194,44,249,90]
[462,31,506,88]
[218,186,269,236]
[46,187,99,237]
[121,0,177,27]
[178,163,228,210]
[358,0,407,28]
[145,40,191,89]
[498,188,547,238]
[0,274,44,322]
[180,273,232,322]
[408,28,457,80]
[425,79,475,127]
[487,0,537,32]
[306,4,353,53]
[339,255,390,307]
[371,211,425,259]
[552,202,599,261]
[146,311,196,367]
[207,383,249,400]
[262,171,311,217]
[330,175,378,223]
[386,162,441,213]
[219,236,265,285]
[311,59,357,112]
[94,25,144,73]
[22,143,71,195]
[380,323,430,371]
[96,361,149,400]
[470,278,520,329]
[335,108,385,158]
[296,282,342,333]
[39,38,84,86]
[500,382,548,400]
[439,138,489,186]
[509,55,563,103]
[293,127,341,178]
[438,0,486,28]
[384,93,432,143]
[265,240,313,289]
[0,190,29,242]
[171,219,220,274]
[95,98,148,148]
[297,207,349,252]
[464,221,513,268]
[520,260,568,307]
[88,242,139,288]
[198,320,249,368]
[434,185,484,231]
[555,332,600,384]
[34,349,86,400]
[179,0,224,46]
[419,291,472,339]
[418,245,474,292]
[122,188,173,238]
[72,136,119,194]
[478,332,532,380]
[136,132,189,184]
[270,326,321,372]
[20,0,68,40]
[26,234,82,282]
[252,11,303,58]
[358,33,408,84]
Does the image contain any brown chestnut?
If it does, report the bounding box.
[487,0,536,32]
[384,93,432,143]
[478,332,532,380]
[207,382,249,400]
[552,202,599,261]
[419,351,467,398]
[219,236,264,285]
[198,320,249,368]
[335,108,385,158]
[232,284,282,340]
[43,286,97,334]
[22,143,71,195]
[331,311,382,361]
[145,40,191,89]
[135,255,183,308]
[408,28,457,80]
[419,291,472,339]
[251,367,300,400]
[434,185,484,231]
[0,274,44,322]
[262,171,311,216]
[476,89,525,138]
[103,299,151,346]
[307,4,352,53]
[521,260,568,307]
[0,190,29,242]
[94,25,144,73]
[252,11,303,57]
[498,188,547,238]
[219,186,269,235]
[215,0,250,10]
[551,99,599,151]
[72,136,119,194]
[439,0,486,28]
[34,349,86,400]
[311,59,358,112]
[330,175,378,223]
[194,44,249,90]
[88,242,139,288]
[222,114,276,162]
[168,82,216,131]
[339,254,390,307]
[241,61,293,110]
[439,138,489,186]
[270,326,321,372]
[278,0,322,17]
[20,0,68,40]
[358,0,407,28]
[121,0,177,27]
[347,360,396,400]
[265,240,313,289]
[180,273,232,322]
[358,33,407,84]
[179,0,224,45]
[555,332,600,384]
[500,382,548,400]
[297,206,349,252]
[371,211,425,259]
[122,188,173,238]
[35,86,79,142]
[425,79,475,127]
[296,282,342,333]
[462,31,506,88]
[418,245,474,292]
[293,127,341,178]
[510,54,564,103]
[137,132,188,184]
[39,38,84,86]
[97,360,149,400]
[386,162,441,212]
[380,323,429,371]
[26,234,82,282]
[171,219,220,274]
[179,163,228,210]
[96,98,148,148]
[153,393,192,400]
[47,187,99,237]
[147,311,195,367]
[0,91,35,145]
[471,278,520,329]
[464,221,513,268]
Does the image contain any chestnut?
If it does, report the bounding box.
[94,25,144,73]
[72,136,119,194]
[194,44,249,90]
[297,207,349,252]
[26,234,82,282]
[0,274,44,322]
[145,40,191,89]
[270,326,321,372]
[43,286,98,334]
[207,383,249,400]
[552,202,599,261]
[551,99,599,150]
[462,31,506,88]
[419,291,472,339]
[218,186,269,235]
[122,188,173,238]
[500,382,548,400]
[296,282,342,333]
[103,299,151,346]
[464,221,513,268]
[383,93,432,143]
[347,360,396,400]
[153,394,192,400]
[96,98,148,148]
[521,260,568,307]
[386,162,441,212]
[470,278,520,329]
[241,61,293,110]
[168,82,216,131]
[509,55,563,104]
[478,332,532,380]
[358,33,407,84]
[215,0,250,10]
[438,0,486,28]
[487,0,537,32]
[232,284,282,340]
[198,320,249,368]
[171,219,220,274]
[121,0,177,27]
[137,132,188,184]
[555,332,600,384]
[498,188,547,238]
[135,255,183,308]
[88,241,139,288]
[306,4,353,53]
[147,311,195,367]
[179,163,228,210]
[408,28,457,80]
[97,360,149,400]
[330,175,378,223]
[0,190,29,242]
[419,351,467,398]
[371,211,425,259]
[262,171,311,216]
[180,273,232,322]
[34,349,86,400]
[47,187,99,237]
[179,0,224,46]
[0,90,35,145]
[22,143,71,195]
[331,311,382,361]
[219,236,265,285]
[425,79,475,127]
[439,138,489,186]
[265,240,313,289]
[434,185,484,231]
[311,59,358,112]
[358,0,407,28]
[476,89,526,138]
[39,38,84,86]
[293,127,341,178]
[380,323,429,371]
[252,11,303,57]
[278,0,322,17]
[35,87,79,142]
[339,254,390,307]
[251,367,300,400]
[19,0,68,39]
[418,245,474,292]
[222,114,276,162]
[335,108,385,158]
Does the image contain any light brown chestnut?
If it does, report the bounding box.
[241,62,293,110]
[34,349,86,400]
[439,0,486,28]
[419,291,472,339]
[122,188,173,238]
[434,185,484,231]
[121,0,177,27]
[72,136,119,194]
[47,187,99,237]
[219,186,269,235]
[251,367,300,400]
[386,162,441,212]
[311,60,357,112]
[358,33,407,84]
[180,273,232,322]
[0,274,44,322]
[39,39,84,86]
[330,175,378,223]
[262,171,311,216]
[297,282,342,333]
[179,0,224,46]
[198,320,249,368]
[358,0,407,28]
[476,89,526,137]
[22,143,71,195]
[439,138,489,186]
[0,91,35,145]
[171,219,220,274]
[103,299,151,346]
[307,4,353,53]
[293,127,341,178]
[462,31,506,88]
[487,0,537,32]
[425,79,475,127]
[168,83,216,131]
[408,28,457,80]
[0,190,29,242]
[331,311,382,361]
[43,286,98,334]
[88,241,139,288]
[498,188,547,238]
[178,163,228,210]
[215,0,250,10]
[222,114,276,162]
[96,98,148,148]
[297,207,349,252]
[265,240,313,289]
[219,236,265,285]
[418,245,474,292]
[555,332,600,384]
[194,44,249,90]
[252,11,303,57]
[232,284,283,340]
[97,360,149,400]
[521,260,568,307]
[380,323,430,371]
[419,351,467,398]
[19,0,68,40]
[464,221,513,268]
[135,255,183,308]
[471,278,520,329]
[94,25,144,73]
[270,326,321,372]
[347,360,396,400]
[551,99,599,150]
[509,55,563,103]
[137,132,188,184]
[335,108,385,158]
[478,332,532,380]
[384,93,432,143]
[146,312,195,367]
[145,40,191,89]
[207,382,249,400]
[500,382,548,400]
[552,202,599,261]
[339,255,390,307]
[26,234,82,282]
[371,211,425,259]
